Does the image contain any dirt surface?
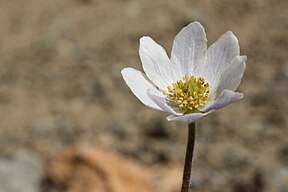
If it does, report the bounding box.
[0,0,287,192]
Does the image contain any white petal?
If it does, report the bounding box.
[201,89,243,112]
[171,21,207,77]
[211,55,246,97]
[121,68,162,111]
[167,110,215,123]
[201,31,240,88]
[147,89,182,116]
[139,36,177,90]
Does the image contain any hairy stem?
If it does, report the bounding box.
[181,122,196,192]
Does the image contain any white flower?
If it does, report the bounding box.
[121,22,246,123]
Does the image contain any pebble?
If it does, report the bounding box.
[0,151,43,192]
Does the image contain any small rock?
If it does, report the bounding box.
[0,151,43,192]
[44,145,181,192]
[266,166,288,192]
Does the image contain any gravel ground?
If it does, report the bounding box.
[0,0,287,192]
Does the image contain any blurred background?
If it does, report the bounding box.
[0,0,287,192]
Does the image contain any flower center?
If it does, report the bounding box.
[163,76,210,113]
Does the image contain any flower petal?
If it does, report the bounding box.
[121,67,162,111]
[171,21,207,78]
[201,89,243,112]
[139,36,177,90]
[167,110,215,123]
[201,31,240,88]
[211,55,246,97]
[147,89,182,116]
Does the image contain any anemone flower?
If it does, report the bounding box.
[121,21,246,192]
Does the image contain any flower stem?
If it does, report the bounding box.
[181,122,196,192]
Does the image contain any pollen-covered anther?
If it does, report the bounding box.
[164,76,210,113]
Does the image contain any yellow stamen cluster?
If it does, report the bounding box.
[163,76,210,113]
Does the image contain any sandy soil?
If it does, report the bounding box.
[0,0,287,191]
